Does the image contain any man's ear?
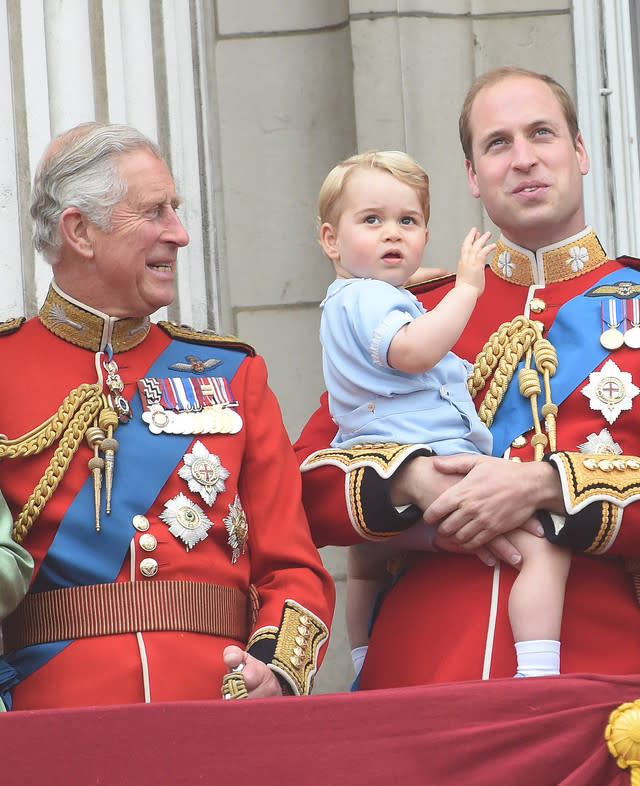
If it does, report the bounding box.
[465,159,481,199]
[575,133,590,176]
[319,222,340,260]
[59,207,95,259]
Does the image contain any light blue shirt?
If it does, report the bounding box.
[320,278,493,454]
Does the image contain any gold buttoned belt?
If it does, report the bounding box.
[2,580,249,651]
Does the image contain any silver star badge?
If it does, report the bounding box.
[223,495,248,564]
[178,440,230,506]
[577,428,622,455]
[581,358,639,425]
[159,492,213,551]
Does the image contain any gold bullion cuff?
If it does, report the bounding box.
[301,443,432,539]
[300,442,433,478]
[255,600,329,696]
[545,452,640,514]
[538,501,621,554]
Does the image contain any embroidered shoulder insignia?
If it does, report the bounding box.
[158,321,255,356]
[585,281,640,299]
[0,316,25,336]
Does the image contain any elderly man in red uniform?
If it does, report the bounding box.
[296,67,640,687]
[0,123,334,710]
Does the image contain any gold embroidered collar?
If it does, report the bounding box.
[490,227,608,287]
[38,283,150,353]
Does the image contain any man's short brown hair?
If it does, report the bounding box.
[459,67,580,168]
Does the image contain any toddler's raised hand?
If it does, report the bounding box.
[455,227,495,297]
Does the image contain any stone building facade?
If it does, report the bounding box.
[0,0,638,692]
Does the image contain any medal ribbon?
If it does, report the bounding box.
[601,298,623,332]
[489,267,640,456]
[201,376,236,405]
[148,376,236,412]
[0,339,246,706]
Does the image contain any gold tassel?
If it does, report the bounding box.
[605,700,640,784]
[98,407,119,515]
[7,385,105,544]
[86,426,106,532]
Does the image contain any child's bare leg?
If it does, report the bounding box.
[346,543,387,650]
[346,524,437,673]
[507,528,571,676]
[346,542,392,675]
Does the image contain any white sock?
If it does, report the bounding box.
[514,639,560,677]
[351,645,368,675]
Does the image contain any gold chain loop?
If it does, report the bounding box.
[468,316,558,460]
[0,384,108,543]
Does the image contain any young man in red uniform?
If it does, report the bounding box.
[296,67,640,688]
[0,123,334,709]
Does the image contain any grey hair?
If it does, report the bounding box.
[30,122,163,264]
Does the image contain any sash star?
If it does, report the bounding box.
[178,440,230,506]
[581,358,639,425]
[159,492,213,551]
[223,495,248,564]
[578,428,622,455]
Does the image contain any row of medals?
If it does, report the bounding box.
[600,299,640,350]
[601,322,640,351]
[147,404,243,435]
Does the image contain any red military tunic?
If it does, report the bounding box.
[0,284,334,708]
[296,227,640,688]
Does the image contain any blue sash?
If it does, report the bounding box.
[0,338,246,708]
[490,267,640,455]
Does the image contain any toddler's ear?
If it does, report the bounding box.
[319,222,340,260]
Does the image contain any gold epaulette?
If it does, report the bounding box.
[158,321,256,356]
[0,316,25,336]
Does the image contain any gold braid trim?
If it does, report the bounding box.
[0,384,102,459]
[546,452,640,514]
[269,601,329,695]
[468,316,558,460]
[0,384,106,543]
[300,442,432,478]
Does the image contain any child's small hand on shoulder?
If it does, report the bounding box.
[455,227,496,297]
